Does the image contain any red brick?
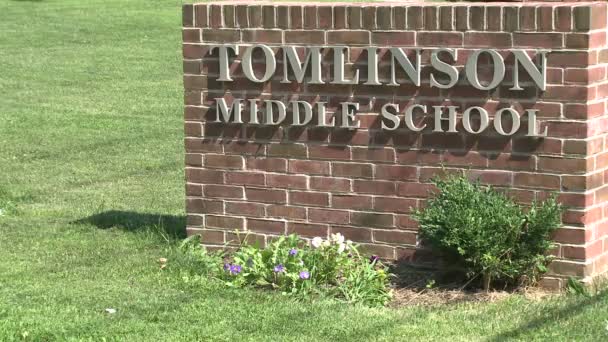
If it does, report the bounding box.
[373,197,417,214]
[309,177,351,192]
[242,29,282,43]
[246,188,286,204]
[289,160,330,175]
[287,222,328,238]
[332,194,373,210]
[185,183,202,196]
[186,168,224,184]
[418,32,463,46]
[204,185,244,199]
[248,218,285,234]
[351,212,394,228]
[225,232,266,247]
[538,157,587,174]
[552,227,591,244]
[359,244,395,259]
[519,6,536,31]
[371,32,415,46]
[397,182,434,198]
[330,226,372,242]
[267,205,306,220]
[247,158,287,173]
[327,30,369,45]
[206,215,244,230]
[309,145,351,160]
[199,230,225,244]
[514,173,560,190]
[374,230,417,245]
[352,147,395,162]
[309,208,349,224]
[464,32,511,48]
[186,198,223,214]
[514,33,563,49]
[201,29,240,42]
[205,155,243,169]
[375,165,417,181]
[225,201,265,216]
[407,6,423,30]
[554,6,571,32]
[332,162,373,178]
[285,30,324,44]
[268,174,307,189]
[268,144,307,158]
[289,191,328,207]
[354,180,396,195]
[183,4,194,27]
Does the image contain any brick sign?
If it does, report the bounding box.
[183,2,608,288]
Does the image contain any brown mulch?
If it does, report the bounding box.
[388,265,556,307]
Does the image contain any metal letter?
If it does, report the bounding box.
[264,100,286,125]
[242,44,276,83]
[316,102,335,127]
[493,108,521,136]
[209,45,239,82]
[526,109,548,137]
[281,46,324,84]
[465,49,505,90]
[248,99,260,125]
[404,104,427,132]
[462,106,490,134]
[389,48,421,86]
[381,103,400,130]
[364,47,381,85]
[214,98,243,123]
[433,106,458,133]
[340,102,360,129]
[332,47,359,84]
[510,50,547,91]
[430,49,459,89]
[291,101,313,126]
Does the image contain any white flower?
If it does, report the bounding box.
[330,233,345,244]
[311,237,323,248]
[321,240,331,248]
[337,243,346,253]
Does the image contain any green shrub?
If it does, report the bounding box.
[413,174,562,290]
[173,233,392,307]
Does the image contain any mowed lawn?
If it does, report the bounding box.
[0,0,607,340]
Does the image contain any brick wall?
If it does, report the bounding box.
[182,1,608,287]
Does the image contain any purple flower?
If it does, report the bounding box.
[299,271,310,280]
[273,264,285,273]
[224,263,242,275]
[369,255,380,263]
[289,249,298,256]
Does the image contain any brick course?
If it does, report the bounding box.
[183,1,608,288]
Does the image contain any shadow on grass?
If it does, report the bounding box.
[75,210,186,239]
[488,290,608,341]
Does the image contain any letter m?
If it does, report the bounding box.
[214,98,243,123]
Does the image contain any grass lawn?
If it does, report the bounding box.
[1,0,607,340]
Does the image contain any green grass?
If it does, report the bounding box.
[1,0,608,340]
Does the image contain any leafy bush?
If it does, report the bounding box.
[173,233,392,307]
[413,174,562,290]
